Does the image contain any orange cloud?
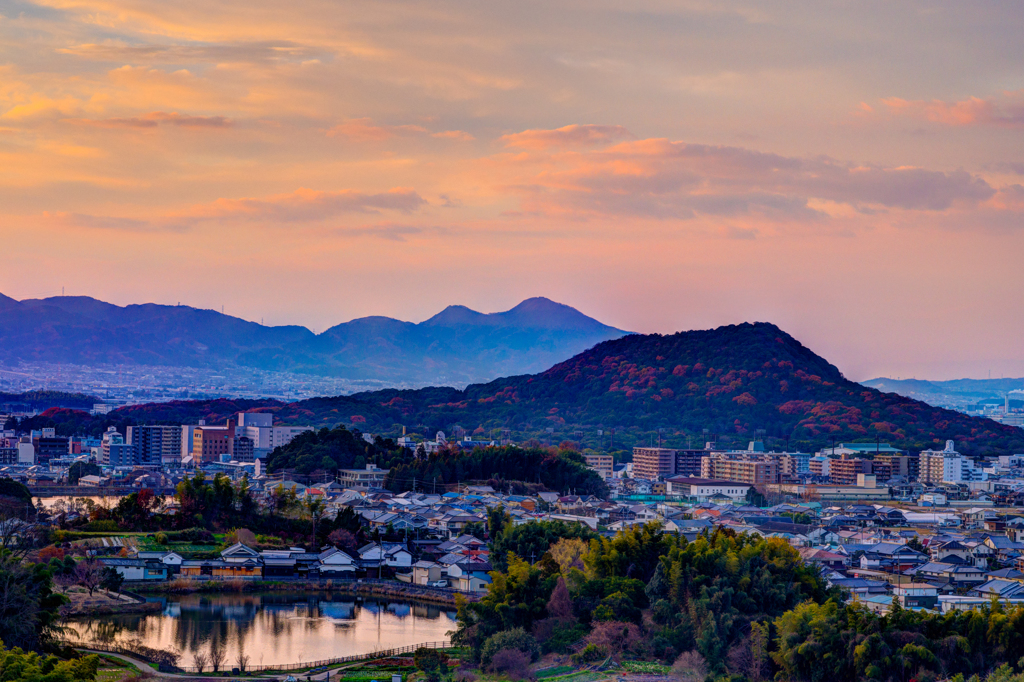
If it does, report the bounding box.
[500,124,633,150]
[479,130,997,221]
[326,118,428,140]
[881,91,1024,127]
[64,111,233,129]
[193,187,428,222]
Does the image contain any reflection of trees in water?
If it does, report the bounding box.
[73,593,458,657]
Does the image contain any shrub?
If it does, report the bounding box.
[455,671,477,682]
[154,532,167,545]
[414,648,450,682]
[84,520,120,532]
[584,621,641,656]
[571,644,605,665]
[489,649,534,681]
[540,623,587,654]
[481,628,540,668]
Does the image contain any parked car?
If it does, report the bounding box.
[429,580,448,587]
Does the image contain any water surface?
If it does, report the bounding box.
[68,592,457,668]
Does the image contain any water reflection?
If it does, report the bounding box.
[68,592,457,667]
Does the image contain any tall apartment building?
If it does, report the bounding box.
[631,446,714,480]
[127,425,183,468]
[873,454,918,481]
[919,441,987,485]
[828,455,872,485]
[632,447,679,480]
[700,453,779,486]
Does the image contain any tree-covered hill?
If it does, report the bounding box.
[22,323,1024,455]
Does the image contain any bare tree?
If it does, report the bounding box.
[237,649,250,673]
[74,559,103,596]
[671,651,709,682]
[54,571,77,594]
[192,651,209,673]
[209,644,226,673]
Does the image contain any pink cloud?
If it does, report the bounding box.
[881,91,1024,128]
[500,124,633,150]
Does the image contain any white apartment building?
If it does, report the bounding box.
[919,441,987,484]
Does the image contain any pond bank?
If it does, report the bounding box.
[62,588,163,616]
[130,579,476,606]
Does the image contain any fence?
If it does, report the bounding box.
[66,639,453,674]
[175,640,453,674]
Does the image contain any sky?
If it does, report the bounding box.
[1,0,1023,382]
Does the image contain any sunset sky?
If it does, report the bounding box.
[2,0,1023,381]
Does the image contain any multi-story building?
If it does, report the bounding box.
[192,423,235,464]
[236,412,312,459]
[232,435,255,463]
[127,425,183,468]
[809,455,830,478]
[829,455,871,485]
[778,452,812,476]
[700,453,778,486]
[583,453,614,481]
[35,436,69,465]
[919,441,987,484]
[872,454,917,481]
[101,427,133,467]
[632,447,678,480]
[337,463,389,490]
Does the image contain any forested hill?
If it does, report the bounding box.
[19,322,1024,455]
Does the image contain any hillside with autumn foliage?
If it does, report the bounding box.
[16,322,1024,455]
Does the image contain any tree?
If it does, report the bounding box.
[74,559,103,596]
[99,567,124,595]
[0,554,67,651]
[192,651,209,673]
[906,535,926,553]
[209,644,225,673]
[236,649,250,673]
[481,629,539,668]
[327,529,359,553]
[304,497,325,549]
[0,639,100,682]
[67,462,100,486]
[671,651,709,682]
[414,648,450,682]
[488,649,534,680]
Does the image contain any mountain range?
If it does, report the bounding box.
[862,377,1024,410]
[0,293,627,386]
[23,322,1024,457]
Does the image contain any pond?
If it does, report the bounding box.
[67,592,458,669]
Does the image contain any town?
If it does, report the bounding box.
[4,406,1024,622]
